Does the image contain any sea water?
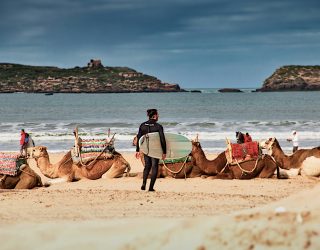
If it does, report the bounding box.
[0,89,319,153]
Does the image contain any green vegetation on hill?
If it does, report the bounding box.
[257,65,320,91]
[0,63,182,93]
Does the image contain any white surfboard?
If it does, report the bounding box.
[139,132,192,160]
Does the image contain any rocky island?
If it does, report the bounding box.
[0,59,184,93]
[218,88,243,93]
[256,65,320,91]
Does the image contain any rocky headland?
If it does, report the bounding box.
[256,65,320,91]
[0,60,184,93]
[218,88,243,93]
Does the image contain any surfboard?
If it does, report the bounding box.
[138,132,192,160]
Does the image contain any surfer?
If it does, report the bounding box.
[135,109,166,192]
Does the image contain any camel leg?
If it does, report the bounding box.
[102,163,125,178]
[47,177,69,185]
[15,177,37,189]
[14,182,28,189]
[0,175,7,185]
[211,172,234,179]
[124,164,131,177]
[258,163,277,178]
[78,177,91,182]
[15,181,35,189]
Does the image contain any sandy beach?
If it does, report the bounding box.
[0,151,319,249]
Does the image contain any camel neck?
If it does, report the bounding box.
[194,149,225,175]
[272,144,290,169]
[37,156,58,178]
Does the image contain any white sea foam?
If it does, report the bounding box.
[1,130,320,142]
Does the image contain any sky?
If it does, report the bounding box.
[1,0,320,88]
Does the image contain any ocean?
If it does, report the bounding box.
[1,89,320,153]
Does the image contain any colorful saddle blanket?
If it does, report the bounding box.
[78,138,113,163]
[226,141,259,164]
[0,153,26,176]
[159,156,191,165]
[80,139,109,153]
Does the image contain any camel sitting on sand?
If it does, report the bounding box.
[31,146,132,183]
[261,138,320,177]
[138,156,202,179]
[191,140,285,179]
[134,135,203,178]
[0,164,45,189]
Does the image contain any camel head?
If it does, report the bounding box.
[260,138,277,153]
[191,140,204,156]
[30,146,49,159]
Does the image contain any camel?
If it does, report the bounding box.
[191,140,285,179]
[134,135,203,178]
[0,164,45,189]
[261,138,320,177]
[30,146,132,183]
[138,156,202,179]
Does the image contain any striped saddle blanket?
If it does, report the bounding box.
[226,141,260,164]
[0,153,26,176]
[81,139,110,152]
[79,139,113,162]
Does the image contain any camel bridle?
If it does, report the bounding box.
[31,150,42,169]
[265,138,276,155]
[30,147,45,161]
[31,148,73,169]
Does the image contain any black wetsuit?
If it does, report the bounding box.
[136,119,166,191]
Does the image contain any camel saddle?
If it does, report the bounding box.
[159,156,191,165]
[0,153,27,176]
[72,138,114,166]
[225,140,260,165]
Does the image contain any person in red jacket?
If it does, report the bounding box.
[244,132,252,143]
[20,129,27,156]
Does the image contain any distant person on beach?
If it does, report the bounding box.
[20,130,35,156]
[287,130,299,153]
[135,109,166,192]
[20,129,27,156]
[244,133,252,143]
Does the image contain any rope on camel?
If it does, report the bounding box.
[235,157,260,174]
[161,156,189,179]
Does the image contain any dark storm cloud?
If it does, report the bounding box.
[1,0,320,87]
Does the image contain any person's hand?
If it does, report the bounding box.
[135,152,141,159]
[162,154,166,160]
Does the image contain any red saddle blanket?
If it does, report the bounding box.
[0,153,20,176]
[226,141,259,163]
